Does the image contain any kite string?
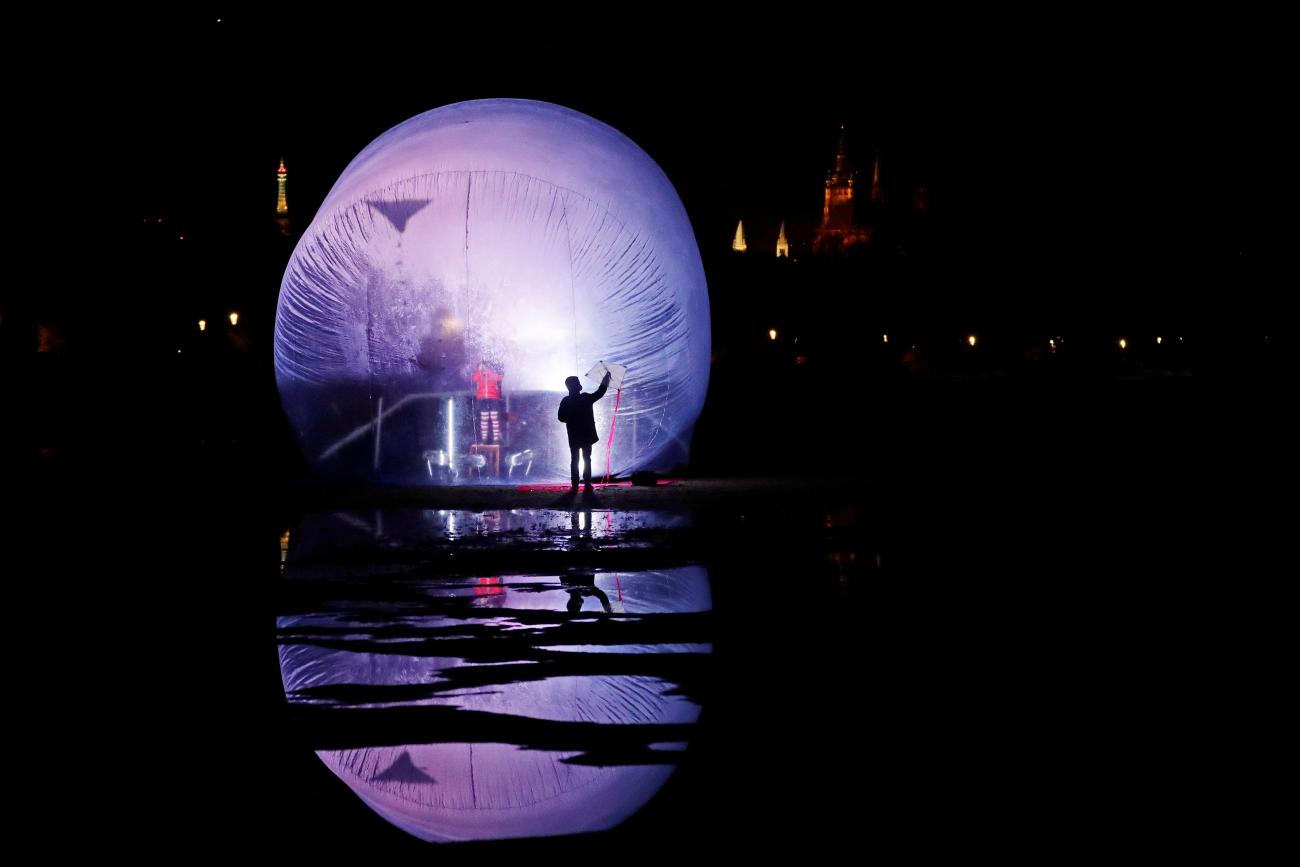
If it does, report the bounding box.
[603,387,621,485]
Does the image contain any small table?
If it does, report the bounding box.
[469,444,500,478]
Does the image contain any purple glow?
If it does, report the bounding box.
[278,566,711,842]
[275,99,710,483]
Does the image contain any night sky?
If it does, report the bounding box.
[21,13,1287,334]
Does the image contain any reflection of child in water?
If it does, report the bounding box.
[561,570,613,614]
[472,360,504,444]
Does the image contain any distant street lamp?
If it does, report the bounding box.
[1156,336,1162,345]
[967,335,977,347]
[768,329,777,341]
[882,333,889,344]
[198,319,206,332]
[1118,338,1127,350]
[229,312,239,326]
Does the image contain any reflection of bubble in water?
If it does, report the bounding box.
[282,509,691,573]
[278,566,711,842]
[274,99,710,484]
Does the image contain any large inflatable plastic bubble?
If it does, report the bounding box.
[275,99,710,484]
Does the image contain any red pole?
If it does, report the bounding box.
[603,387,621,485]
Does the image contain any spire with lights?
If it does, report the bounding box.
[732,220,747,252]
[276,159,288,215]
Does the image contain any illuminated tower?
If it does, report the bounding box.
[276,159,289,214]
[870,151,884,204]
[275,159,291,236]
[776,221,789,258]
[822,127,853,225]
[732,220,747,252]
[813,126,872,253]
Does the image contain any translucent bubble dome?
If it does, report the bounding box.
[275,99,710,483]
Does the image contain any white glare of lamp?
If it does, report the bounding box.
[198,319,206,332]
[1119,338,1127,350]
[883,334,889,343]
[968,335,977,347]
[229,312,239,326]
[1157,336,1163,344]
[447,398,455,478]
[769,329,777,341]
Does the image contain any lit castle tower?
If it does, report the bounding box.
[275,158,290,236]
[813,126,872,253]
[732,220,747,252]
[276,159,289,214]
[776,221,789,258]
